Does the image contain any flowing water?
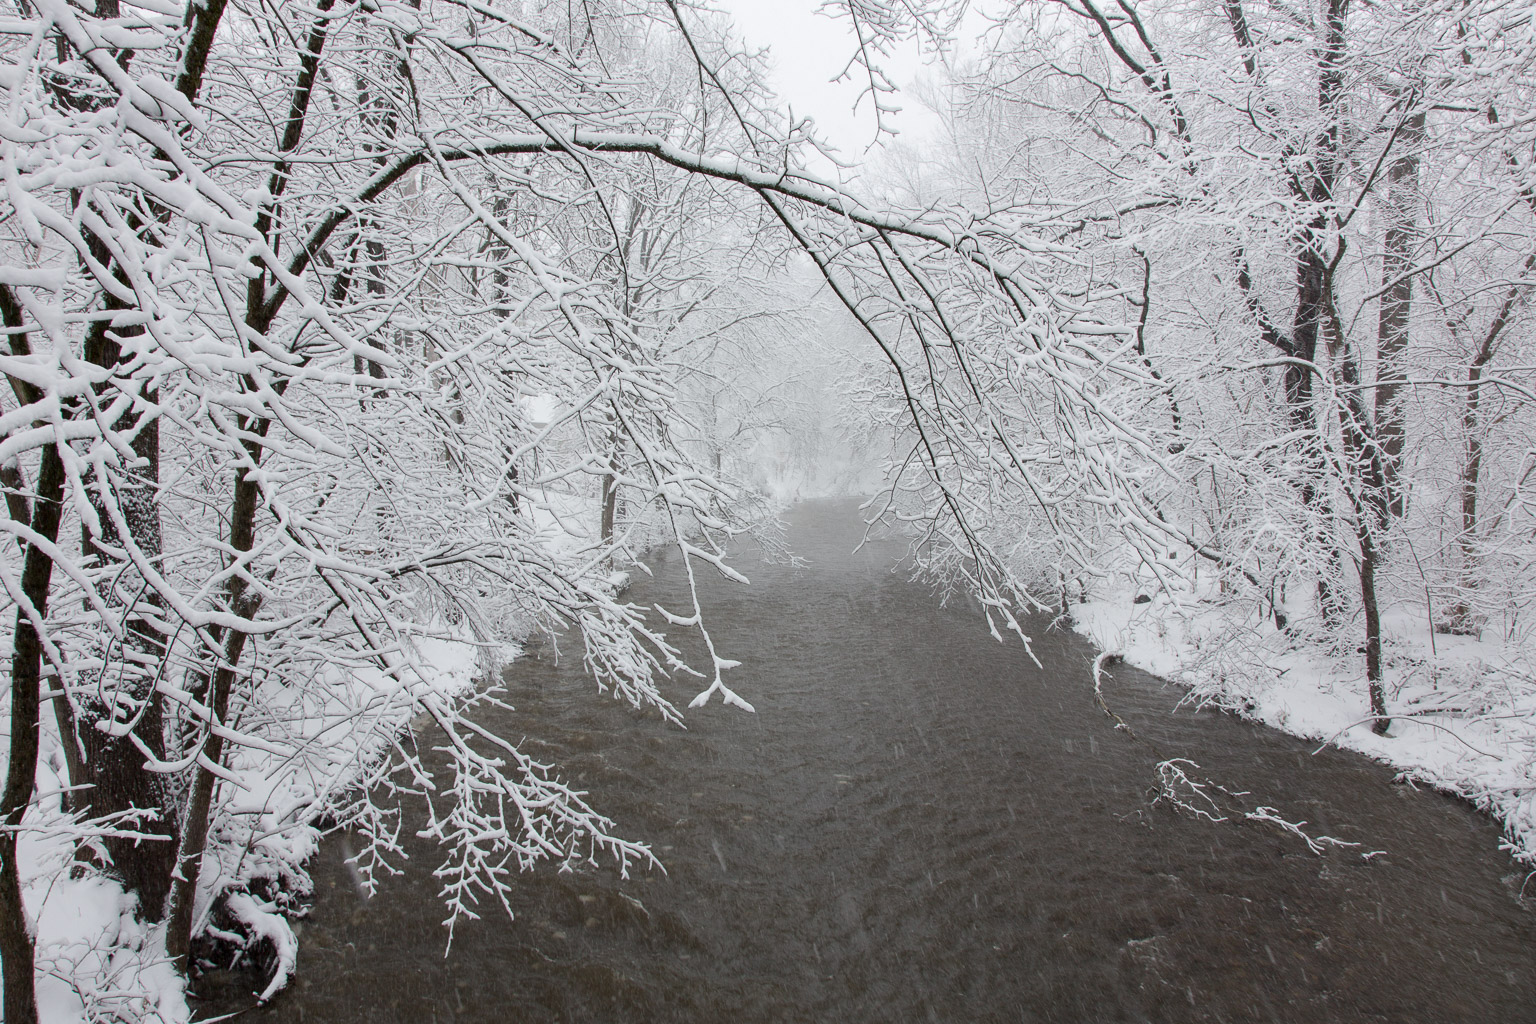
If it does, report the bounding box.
[197,499,1536,1023]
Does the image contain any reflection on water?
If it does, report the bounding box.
[196,499,1536,1023]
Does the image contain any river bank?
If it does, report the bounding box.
[9,486,644,1023]
[10,633,491,1023]
[1071,583,1536,870]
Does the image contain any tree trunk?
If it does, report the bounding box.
[1359,523,1388,733]
[164,0,339,950]
[163,435,268,963]
[1444,360,1485,636]
[0,279,78,1024]
[1,443,69,1024]
[36,0,238,920]
[1441,251,1536,634]
[162,600,256,965]
[1298,0,1349,627]
[1328,257,1392,735]
[1227,0,1350,628]
[1293,244,1346,626]
[1375,106,1424,520]
[601,447,620,550]
[68,275,177,918]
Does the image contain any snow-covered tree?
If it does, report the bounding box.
[922,0,1536,725]
[0,1,1187,1018]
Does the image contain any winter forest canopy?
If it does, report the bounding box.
[3,0,1536,1019]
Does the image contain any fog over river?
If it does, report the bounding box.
[198,499,1536,1023]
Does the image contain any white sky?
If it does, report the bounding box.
[713,0,949,171]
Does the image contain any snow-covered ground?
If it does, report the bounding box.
[12,633,490,1023]
[1072,582,1536,867]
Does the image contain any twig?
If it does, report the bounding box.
[1312,715,1503,760]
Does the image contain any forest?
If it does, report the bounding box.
[2,0,1535,1020]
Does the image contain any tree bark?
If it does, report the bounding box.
[601,441,620,550]
[159,0,333,945]
[1443,250,1536,634]
[1292,243,1340,622]
[0,443,68,1024]
[1375,106,1424,520]
[1446,356,1486,635]
[0,278,78,1024]
[1358,523,1388,731]
[1328,256,1391,735]
[34,0,239,921]
[69,237,178,917]
[163,436,268,963]
[1297,0,1351,628]
[1224,0,1349,627]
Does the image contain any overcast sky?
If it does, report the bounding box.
[713,0,948,172]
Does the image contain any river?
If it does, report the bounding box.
[196,498,1536,1023]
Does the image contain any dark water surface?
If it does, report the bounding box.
[198,499,1536,1023]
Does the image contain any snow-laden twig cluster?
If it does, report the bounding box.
[1155,758,1361,855]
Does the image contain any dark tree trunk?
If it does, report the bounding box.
[1295,0,1350,627]
[1329,259,1391,735]
[36,0,238,921]
[1,443,68,1024]
[1375,107,1424,521]
[601,447,620,550]
[164,431,269,964]
[1293,243,1345,625]
[1442,251,1536,635]
[1359,525,1388,733]
[165,1,342,948]
[68,264,178,917]
[0,280,78,1024]
[1225,0,1350,628]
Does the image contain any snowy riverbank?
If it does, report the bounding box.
[1071,584,1536,868]
[11,634,491,1023]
